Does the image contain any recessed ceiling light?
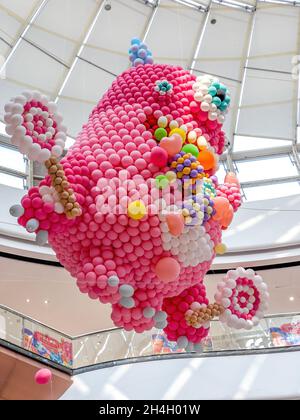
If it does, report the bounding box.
[211,18,217,25]
[26,299,30,303]
[104,2,111,10]
[289,296,295,301]
[44,300,49,304]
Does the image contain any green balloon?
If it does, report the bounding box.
[212,82,220,89]
[212,97,221,106]
[155,175,169,189]
[182,144,199,157]
[154,127,167,141]
[208,86,217,96]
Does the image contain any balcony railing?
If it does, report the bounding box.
[1,303,300,373]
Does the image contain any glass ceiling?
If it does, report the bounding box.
[0,0,299,201]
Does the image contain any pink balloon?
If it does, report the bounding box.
[159,134,182,157]
[150,146,168,167]
[155,257,180,283]
[34,368,52,385]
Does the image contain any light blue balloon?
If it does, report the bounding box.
[26,218,39,233]
[145,56,153,64]
[108,275,119,287]
[138,48,147,59]
[131,37,141,46]
[153,310,167,322]
[119,284,134,297]
[35,230,48,246]
[9,204,24,217]
[155,320,167,329]
[143,307,155,318]
[134,58,144,67]
[131,44,139,53]
[119,297,135,309]
[177,336,188,349]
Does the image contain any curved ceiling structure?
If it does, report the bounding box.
[0,0,299,201]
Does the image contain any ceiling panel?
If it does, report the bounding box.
[25,25,76,65]
[145,0,205,68]
[194,5,252,80]
[58,58,115,102]
[248,4,300,73]
[0,0,39,19]
[0,40,66,111]
[32,0,99,42]
[236,68,297,140]
[0,8,23,47]
[81,0,151,75]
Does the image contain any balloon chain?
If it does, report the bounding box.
[185,302,224,327]
[45,156,81,219]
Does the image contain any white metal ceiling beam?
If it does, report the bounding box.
[142,0,160,42]
[295,11,300,148]
[213,0,255,11]
[241,175,300,188]
[292,144,300,175]
[171,0,208,12]
[220,143,300,161]
[54,0,106,103]
[230,2,257,154]
[189,1,212,73]
[0,0,49,78]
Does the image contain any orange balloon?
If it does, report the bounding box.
[212,196,234,228]
[197,150,216,171]
[225,172,240,187]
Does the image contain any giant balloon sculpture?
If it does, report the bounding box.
[5,38,269,350]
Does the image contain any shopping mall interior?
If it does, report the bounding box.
[0,0,300,401]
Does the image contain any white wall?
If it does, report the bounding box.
[61,350,300,400]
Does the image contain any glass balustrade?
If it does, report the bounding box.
[1,303,300,371]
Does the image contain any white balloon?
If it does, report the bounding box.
[54,202,64,214]
[11,114,23,126]
[37,148,51,162]
[22,90,33,101]
[5,124,14,135]
[200,102,210,112]
[39,185,51,196]
[12,103,23,114]
[4,102,14,112]
[48,102,57,113]
[4,113,12,124]
[15,95,27,105]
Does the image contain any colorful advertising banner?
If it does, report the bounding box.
[22,327,73,368]
[270,322,300,347]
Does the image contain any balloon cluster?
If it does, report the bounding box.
[5,38,269,350]
[217,182,242,212]
[129,37,153,67]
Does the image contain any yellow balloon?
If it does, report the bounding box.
[215,243,227,255]
[169,128,186,142]
[128,200,147,220]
